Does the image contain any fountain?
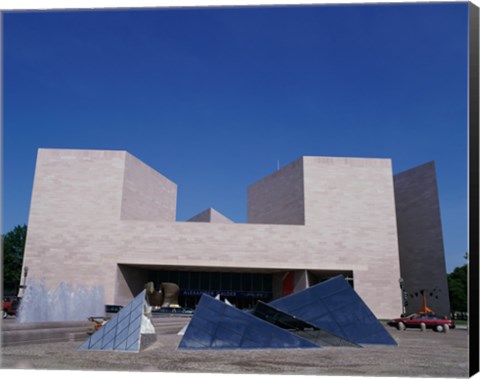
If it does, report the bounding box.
[16,278,105,323]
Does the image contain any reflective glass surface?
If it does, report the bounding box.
[79,290,146,352]
[270,275,397,346]
[178,294,320,350]
[252,301,359,347]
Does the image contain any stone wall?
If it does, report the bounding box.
[247,158,305,225]
[302,156,401,316]
[393,161,451,316]
[121,152,177,222]
[187,208,234,224]
[22,149,404,319]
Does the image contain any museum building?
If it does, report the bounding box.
[20,149,451,319]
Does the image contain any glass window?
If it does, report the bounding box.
[190,272,200,290]
[242,273,252,291]
[252,274,262,291]
[168,271,179,285]
[210,272,221,290]
[200,272,210,290]
[221,273,232,290]
[263,274,273,292]
[147,271,157,284]
[231,273,242,290]
[178,271,189,289]
[157,271,170,285]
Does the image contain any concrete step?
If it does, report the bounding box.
[151,320,189,327]
[152,323,189,334]
[1,317,191,346]
[2,326,91,346]
[3,336,69,347]
[151,319,189,326]
[2,320,91,331]
[68,331,90,342]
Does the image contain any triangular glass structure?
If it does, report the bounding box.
[178,294,320,350]
[79,289,152,352]
[270,275,397,346]
[252,301,360,347]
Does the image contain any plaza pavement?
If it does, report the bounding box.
[0,316,469,377]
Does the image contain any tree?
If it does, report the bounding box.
[447,254,468,314]
[2,224,27,294]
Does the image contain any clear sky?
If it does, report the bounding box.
[3,3,469,272]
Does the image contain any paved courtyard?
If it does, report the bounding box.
[0,318,469,378]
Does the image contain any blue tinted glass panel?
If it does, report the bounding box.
[341,322,373,341]
[103,318,117,334]
[270,337,297,348]
[179,338,208,349]
[78,290,147,352]
[271,289,310,312]
[240,338,265,349]
[322,289,355,311]
[102,338,115,350]
[312,277,348,298]
[212,326,243,348]
[312,312,346,339]
[242,325,272,345]
[191,316,218,336]
[100,330,116,349]
[126,331,141,351]
[194,332,215,348]
[179,294,322,350]
[116,316,132,335]
[132,295,144,308]
[126,342,140,352]
[223,303,245,318]
[113,326,131,349]
[217,318,247,336]
[330,307,358,327]
[113,338,127,351]
[78,339,90,350]
[269,276,397,346]
[129,314,142,331]
[116,304,132,322]
[184,316,217,346]
[195,304,223,321]
[87,327,104,347]
[292,302,329,320]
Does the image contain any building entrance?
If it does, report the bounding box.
[116,264,354,309]
[147,270,273,309]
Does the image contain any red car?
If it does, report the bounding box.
[388,312,455,332]
[2,296,21,319]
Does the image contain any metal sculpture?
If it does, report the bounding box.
[144,281,180,308]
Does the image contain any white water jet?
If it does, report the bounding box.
[17,278,105,323]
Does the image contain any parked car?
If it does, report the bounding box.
[3,296,21,319]
[151,306,194,315]
[105,305,123,314]
[387,312,455,332]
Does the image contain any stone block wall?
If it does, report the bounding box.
[302,156,401,315]
[121,152,177,222]
[21,149,406,319]
[27,149,126,224]
[393,161,451,316]
[187,208,234,224]
[247,158,305,225]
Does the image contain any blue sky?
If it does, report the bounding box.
[3,3,469,272]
